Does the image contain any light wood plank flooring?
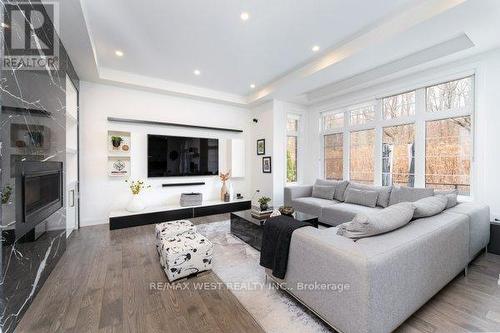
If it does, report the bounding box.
[17,214,500,333]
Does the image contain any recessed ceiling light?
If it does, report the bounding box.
[115,50,124,57]
[312,45,320,52]
[194,69,201,76]
[240,12,249,21]
[250,84,256,89]
[1,23,9,28]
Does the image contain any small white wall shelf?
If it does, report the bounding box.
[108,156,131,177]
[107,130,131,177]
[108,130,131,156]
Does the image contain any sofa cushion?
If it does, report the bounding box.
[389,186,434,205]
[315,179,349,202]
[413,195,448,219]
[435,189,459,209]
[320,203,382,227]
[337,202,415,239]
[344,188,378,208]
[292,197,338,217]
[347,182,392,207]
[312,184,336,200]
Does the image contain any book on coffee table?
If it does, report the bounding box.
[250,206,274,219]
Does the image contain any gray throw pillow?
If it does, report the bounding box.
[344,188,378,208]
[315,179,349,201]
[389,186,434,206]
[336,202,415,239]
[412,195,448,219]
[312,185,336,200]
[347,182,392,207]
[435,189,458,209]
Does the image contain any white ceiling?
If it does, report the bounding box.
[58,0,500,106]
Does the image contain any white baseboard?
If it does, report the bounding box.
[80,218,108,227]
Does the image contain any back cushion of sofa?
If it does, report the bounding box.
[336,202,415,239]
[435,189,459,209]
[413,195,448,219]
[389,186,434,206]
[312,185,336,200]
[344,188,378,208]
[347,182,392,207]
[315,179,349,202]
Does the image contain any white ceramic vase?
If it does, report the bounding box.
[127,194,145,212]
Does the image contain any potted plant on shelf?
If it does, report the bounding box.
[125,179,151,212]
[219,170,231,201]
[258,196,271,211]
[1,185,13,205]
[111,136,123,150]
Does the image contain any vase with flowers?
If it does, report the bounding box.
[125,179,151,212]
[219,170,231,201]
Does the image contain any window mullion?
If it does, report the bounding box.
[374,99,383,186]
[414,88,426,188]
[343,110,350,180]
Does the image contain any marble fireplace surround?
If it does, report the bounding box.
[0,1,80,332]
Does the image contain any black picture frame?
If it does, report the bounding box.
[262,156,272,173]
[257,139,265,155]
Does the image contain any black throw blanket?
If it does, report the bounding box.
[259,215,312,279]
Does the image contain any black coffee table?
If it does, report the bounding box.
[230,210,318,251]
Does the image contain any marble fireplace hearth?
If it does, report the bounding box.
[0,1,80,331]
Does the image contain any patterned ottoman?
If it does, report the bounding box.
[158,230,214,282]
[155,220,196,255]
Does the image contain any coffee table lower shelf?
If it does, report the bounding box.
[230,210,319,251]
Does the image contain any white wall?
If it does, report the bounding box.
[250,101,274,204]
[79,81,253,226]
[250,100,308,207]
[305,48,500,218]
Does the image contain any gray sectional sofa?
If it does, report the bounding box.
[277,179,490,333]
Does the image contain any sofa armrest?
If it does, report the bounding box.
[445,202,490,259]
[284,185,313,206]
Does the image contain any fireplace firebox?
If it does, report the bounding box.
[15,161,63,241]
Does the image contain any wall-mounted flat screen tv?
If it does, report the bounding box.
[148,134,219,177]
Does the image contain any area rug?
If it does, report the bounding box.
[196,220,333,333]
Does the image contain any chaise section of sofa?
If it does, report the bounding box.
[281,211,470,333]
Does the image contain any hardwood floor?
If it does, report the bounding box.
[16,214,264,333]
[17,214,500,333]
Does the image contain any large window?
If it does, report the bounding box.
[286,114,299,183]
[425,116,471,195]
[320,76,474,196]
[382,124,415,187]
[324,133,343,180]
[350,129,375,184]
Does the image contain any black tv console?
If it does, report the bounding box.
[109,199,251,230]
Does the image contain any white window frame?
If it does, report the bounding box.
[286,113,301,184]
[320,75,475,197]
